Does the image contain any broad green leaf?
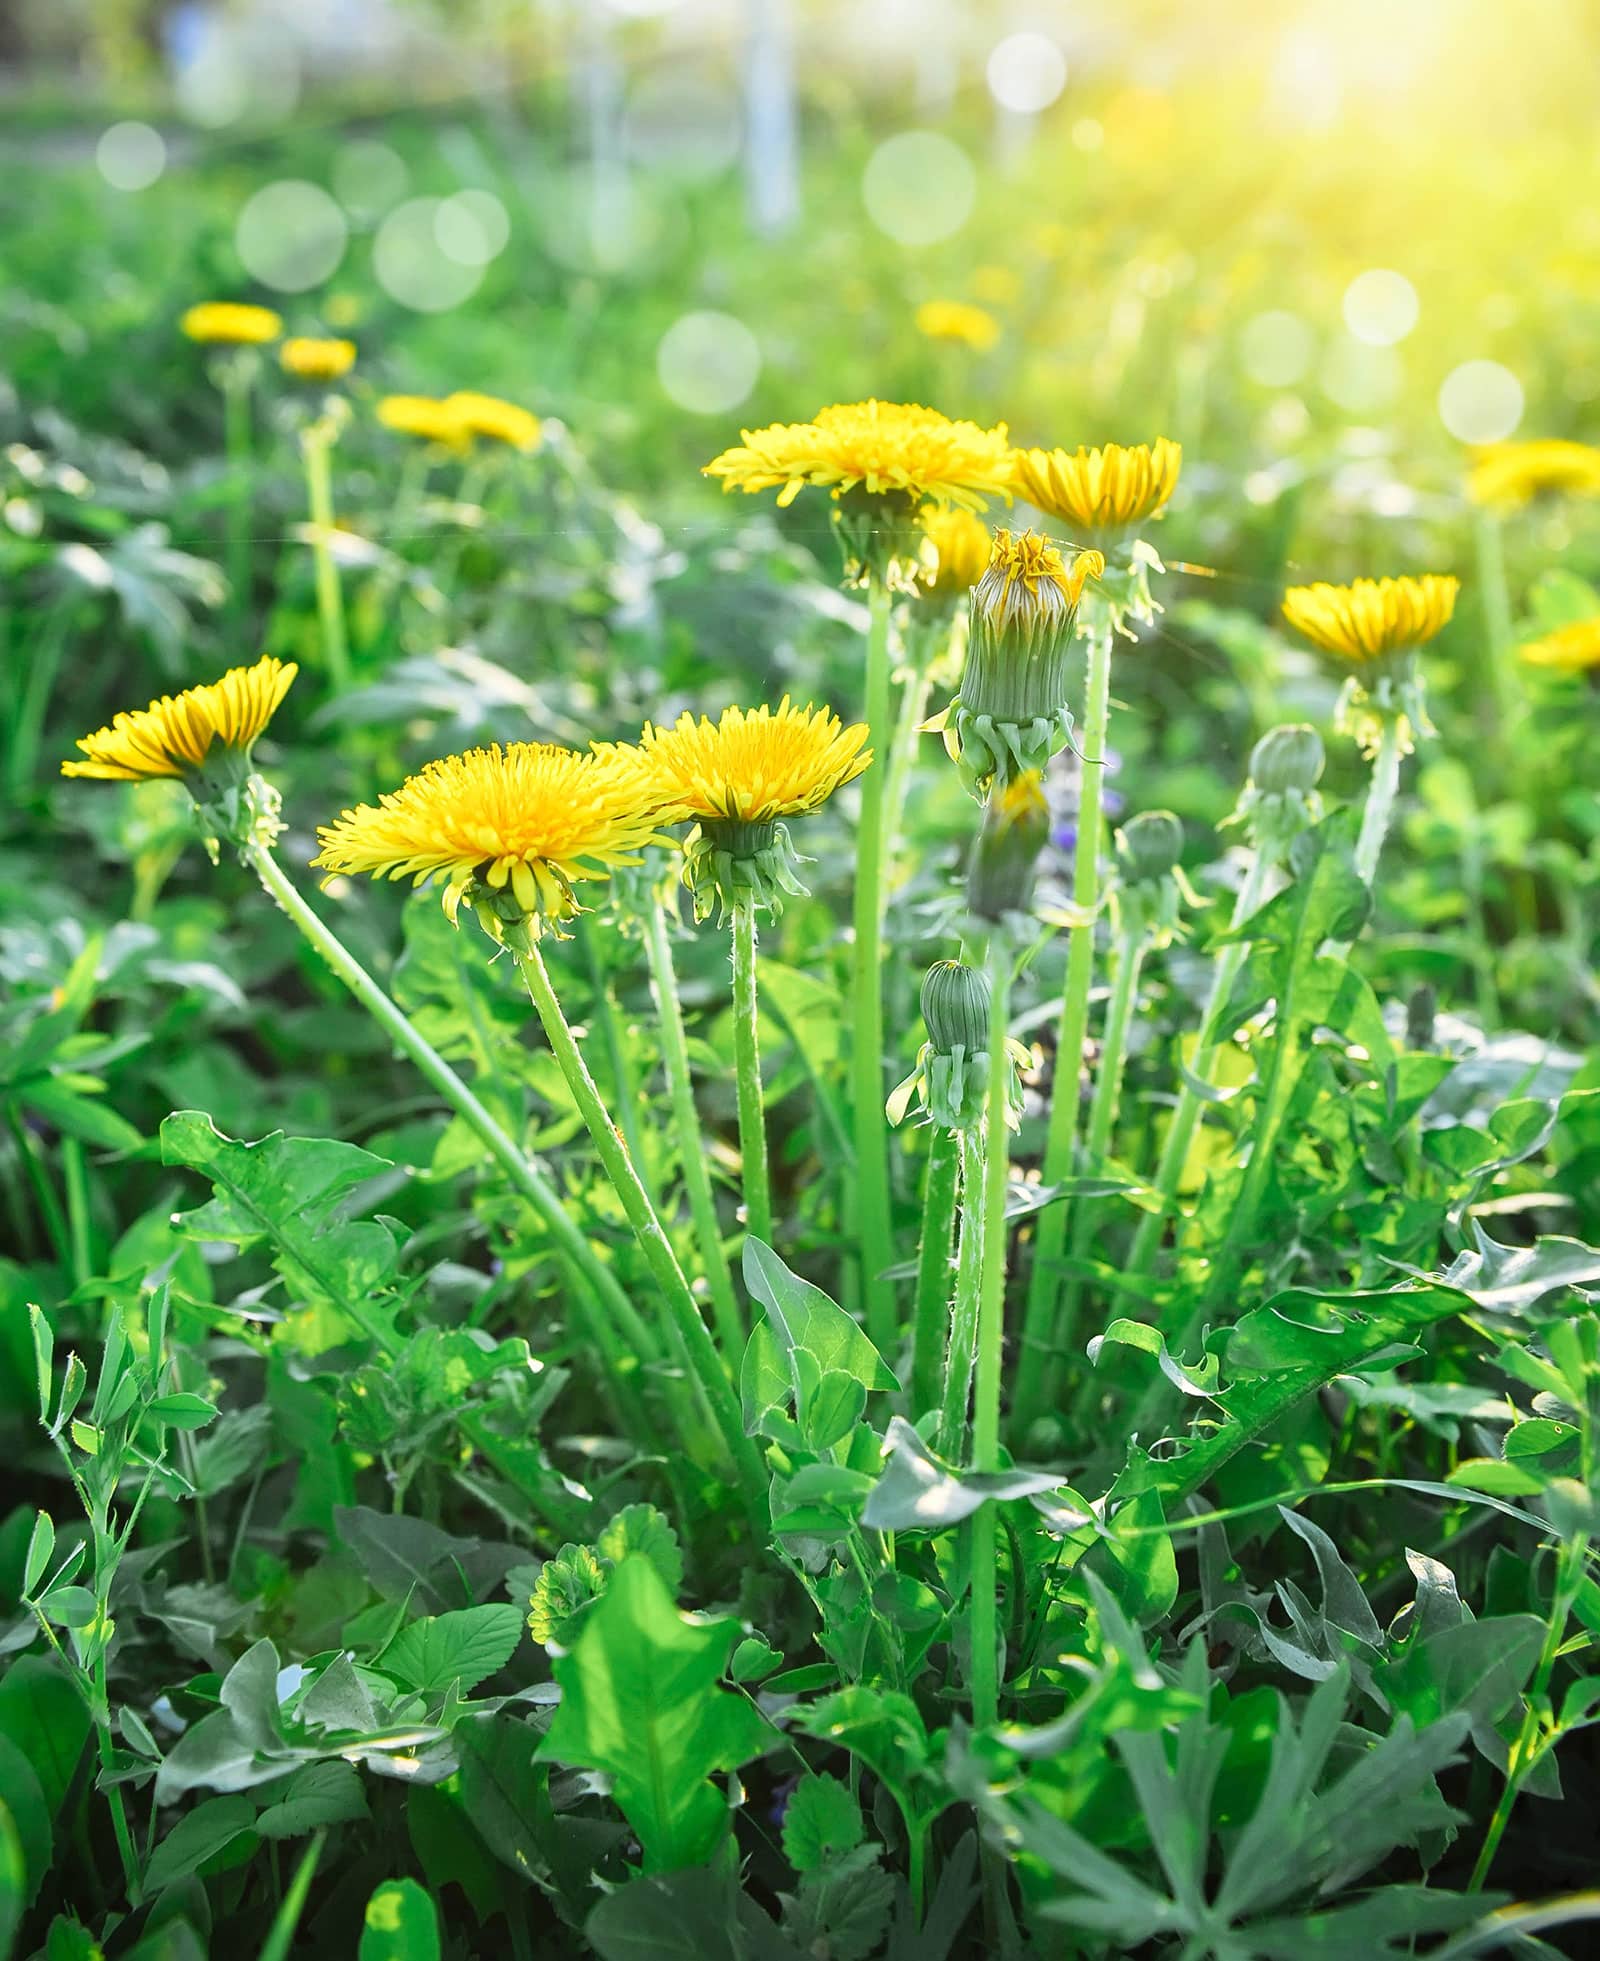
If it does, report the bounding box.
[382,1604,524,1696]
[594,1504,683,1597]
[255,1761,369,1840]
[0,1736,49,1916]
[782,1772,864,1874]
[0,1657,90,1815]
[741,1239,896,1445]
[146,1392,220,1430]
[862,1416,1082,1531]
[542,1555,772,1871]
[360,1877,442,1961]
[453,1714,552,1888]
[143,1793,257,1892]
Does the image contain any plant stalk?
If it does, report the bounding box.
[939,1128,986,1461]
[731,889,774,1250]
[911,1126,961,1417]
[1354,715,1404,888]
[301,422,352,692]
[220,363,254,631]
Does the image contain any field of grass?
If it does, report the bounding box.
[3,8,1600,1956]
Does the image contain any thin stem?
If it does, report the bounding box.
[220,366,254,632]
[1019,611,1115,1421]
[1354,716,1404,888]
[1054,931,1147,1372]
[580,918,660,1211]
[1128,842,1278,1277]
[968,942,1015,1731]
[911,1127,961,1418]
[93,1645,141,1903]
[7,608,70,801]
[731,890,774,1250]
[1475,506,1519,736]
[245,845,660,1390]
[851,577,897,1353]
[939,1128,985,1461]
[641,895,744,1354]
[301,424,352,693]
[883,622,946,885]
[513,938,770,1537]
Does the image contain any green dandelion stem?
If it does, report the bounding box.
[642,893,745,1355]
[1353,713,1405,888]
[938,1126,985,1462]
[1127,841,1279,1278]
[300,421,352,693]
[220,362,255,629]
[1475,505,1519,733]
[1020,608,1115,1422]
[513,938,770,1537]
[911,1125,961,1418]
[852,576,898,1352]
[731,887,774,1251]
[968,940,1015,1731]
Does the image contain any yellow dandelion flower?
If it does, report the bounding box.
[703,400,1014,513]
[915,300,1001,352]
[445,392,543,452]
[180,302,283,346]
[376,395,472,450]
[1281,575,1459,664]
[1010,438,1182,539]
[640,699,871,826]
[313,743,675,938]
[63,656,297,782]
[1466,440,1600,510]
[281,336,357,381]
[1519,617,1600,673]
[917,506,992,601]
[978,528,1104,626]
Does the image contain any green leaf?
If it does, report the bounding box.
[143,1793,258,1892]
[454,1714,552,1889]
[383,1604,524,1696]
[543,1555,772,1871]
[22,1513,54,1596]
[0,1735,50,1915]
[146,1392,220,1431]
[19,1082,143,1154]
[38,1587,97,1628]
[359,1877,442,1961]
[862,1417,1083,1531]
[595,1504,683,1597]
[528,1544,607,1646]
[161,1112,404,1352]
[741,1240,896,1444]
[255,1760,369,1839]
[782,1772,864,1874]
[0,1657,91,1815]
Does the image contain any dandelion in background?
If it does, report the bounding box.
[280,336,357,382]
[1466,438,1600,509]
[445,391,543,452]
[376,394,472,450]
[915,299,1001,351]
[180,301,283,345]
[1519,617,1600,672]
[181,303,284,626]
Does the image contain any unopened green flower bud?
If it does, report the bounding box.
[1248,723,1325,797]
[945,531,1102,797]
[1116,809,1184,884]
[967,770,1050,922]
[921,960,990,1053]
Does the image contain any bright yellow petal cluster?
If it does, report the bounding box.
[917,507,992,600]
[1519,617,1600,673]
[915,300,1001,351]
[704,401,1014,512]
[979,528,1104,625]
[376,395,471,449]
[639,699,872,826]
[1010,438,1182,536]
[313,743,675,928]
[1466,440,1600,510]
[1281,575,1460,664]
[181,302,283,346]
[446,392,543,452]
[62,657,297,782]
[281,336,357,381]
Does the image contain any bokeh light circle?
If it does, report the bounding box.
[1320,335,1402,414]
[1342,268,1419,347]
[986,33,1068,114]
[435,190,510,267]
[863,132,975,247]
[373,198,485,311]
[1239,311,1314,387]
[235,181,347,292]
[96,122,166,192]
[1438,360,1524,443]
[656,311,761,414]
[332,139,408,217]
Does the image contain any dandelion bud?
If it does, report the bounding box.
[921,960,991,1053]
[945,531,1102,797]
[967,770,1050,923]
[1248,723,1325,797]
[1116,809,1184,884]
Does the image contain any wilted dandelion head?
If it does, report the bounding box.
[1010,437,1182,539]
[280,336,357,381]
[914,300,1001,351]
[1466,439,1600,510]
[63,656,297,783]
[639,699,871,828]
[180,302,283,346]
[917,506,992,602]
[703,400,1014,513]
[376,395,472,450]
[446,391,543,452]
[1518,617,1600,673]
[313,743,676,941]
[1281,575,1459,664]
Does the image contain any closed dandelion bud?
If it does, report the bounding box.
[1113,810,1190,945]
[1116,809,1184,883]
[945,531,1101,797]
[967,770,1050,923]
[1227,723,1325,851]
[1249,723,1325,797]
[921,960,990,1053]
